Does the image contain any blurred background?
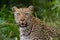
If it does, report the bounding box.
[0,0,60,40]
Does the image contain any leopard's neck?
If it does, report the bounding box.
[19,27,30,40]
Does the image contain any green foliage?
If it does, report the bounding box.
[0,0,60,40]
[0,4,19,40]
[0,23,19,40]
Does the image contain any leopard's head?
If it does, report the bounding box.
[12,5,34,27]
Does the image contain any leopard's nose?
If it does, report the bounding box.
[21,19,25,21]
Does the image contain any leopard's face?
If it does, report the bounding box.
[12,6,34,27]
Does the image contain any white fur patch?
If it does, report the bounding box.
[19,27,30,40]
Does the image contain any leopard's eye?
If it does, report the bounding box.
[17,13,20,15]
[25,13,29,16]
[25,13,29,17]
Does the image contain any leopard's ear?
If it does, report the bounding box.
[28,5,34,11]
[12,6,18,12]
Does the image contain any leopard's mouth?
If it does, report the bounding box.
[19,22,28,28]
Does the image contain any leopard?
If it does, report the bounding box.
[12,5,60,40]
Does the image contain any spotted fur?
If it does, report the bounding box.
[12,5,60,40]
